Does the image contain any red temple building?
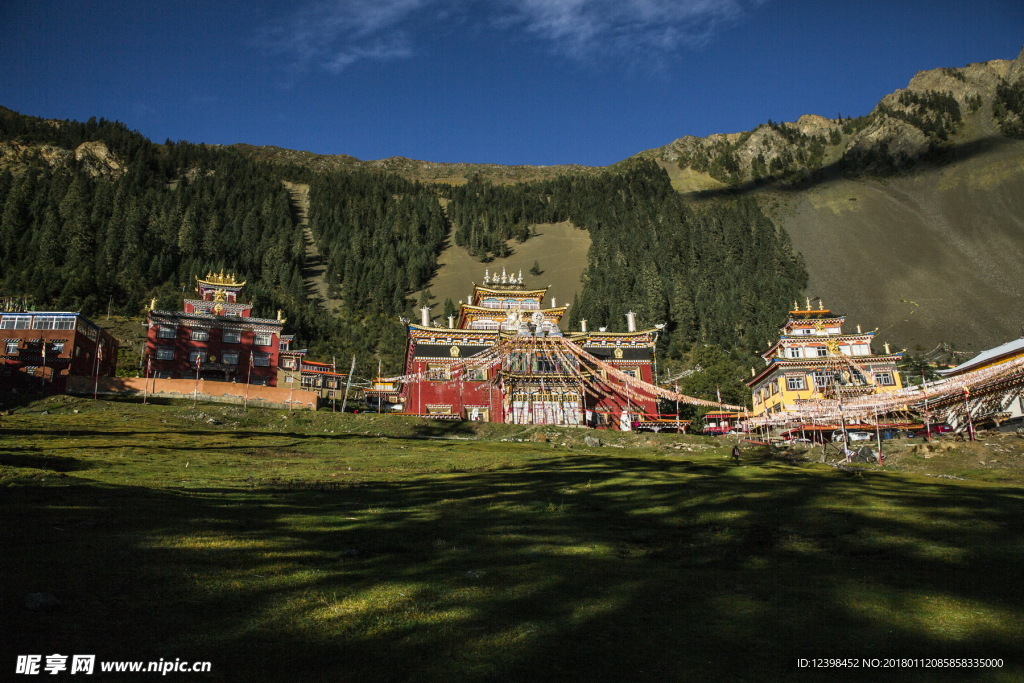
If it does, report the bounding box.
[399,269,661,428]
[145,272,285,386]
[1,307,118,392]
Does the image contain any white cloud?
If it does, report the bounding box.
[501,0,752,57]
[266,0,429,71]
[270,0,757,71]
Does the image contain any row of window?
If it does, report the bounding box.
[0,315,78,330]
[153,347,271,366]
[754,370,896,404]
[4,341,67,355]
[783,345,870,359]
[479,299,540,310]
[421,364,639,382]
[789,327,841,336]
[155,325,273,347]
[425,364,488,380]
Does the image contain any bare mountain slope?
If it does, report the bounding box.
[642,48,1024,352]
[781,137,1024,351]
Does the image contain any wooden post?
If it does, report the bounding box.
[922,372,930,441]
[244,352,252,410]
[875,416,883,465]
[93,343,102,400]
[341,355,356,413]
[963,387,975,441]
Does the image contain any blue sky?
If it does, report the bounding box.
[1,1,1021,166]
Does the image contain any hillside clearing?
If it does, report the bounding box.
[417,221,592,315]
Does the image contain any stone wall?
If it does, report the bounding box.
[66,376,318,411]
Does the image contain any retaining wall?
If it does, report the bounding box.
[66,376,318,410]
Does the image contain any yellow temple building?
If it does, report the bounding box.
[746,299,904,418]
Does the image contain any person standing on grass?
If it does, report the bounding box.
[731,444,741,463]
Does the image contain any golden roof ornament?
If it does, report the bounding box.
[198,271,245,287]
[805,297,811,311]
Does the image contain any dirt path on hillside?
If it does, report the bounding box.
[282,180,343,315]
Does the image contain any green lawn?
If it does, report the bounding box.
[3,396,1023,681]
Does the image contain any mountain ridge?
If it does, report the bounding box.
[1,48,1022,353]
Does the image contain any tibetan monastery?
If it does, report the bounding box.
[400,269,659,426]
[746,299,904,418]
[146,272,288,386]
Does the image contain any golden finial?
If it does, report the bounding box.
[149,297,157,311]
[805,297,811,311]
[884,342,891,354]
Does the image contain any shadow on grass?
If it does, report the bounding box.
[0,450,95,472]
[3,452,1023,681]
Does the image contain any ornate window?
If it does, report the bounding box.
[222,330,241,344]
[190,328,209,342]
[426,363,450,380]
[155,347,175,361]
[254,333,272,347]
[156,325,177,339]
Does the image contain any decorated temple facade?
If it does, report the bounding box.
[746,299,903,418]
[400,269,659,427]
[145,272,285,385]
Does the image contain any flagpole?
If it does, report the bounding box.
[341,355,356,413]
[244,351,252,410]
[922,372,930,441]
[193,354,201,407]
[963,387,975,441]
[93,342,102,400]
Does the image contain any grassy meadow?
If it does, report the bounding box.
[2,395,1023,681]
